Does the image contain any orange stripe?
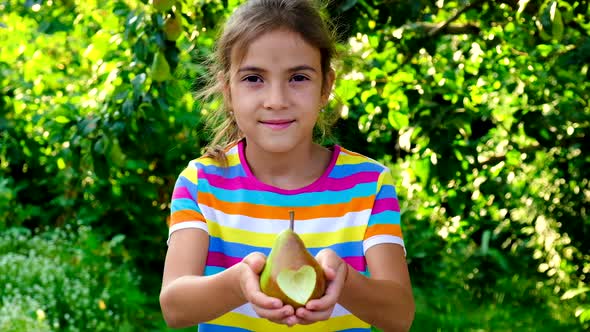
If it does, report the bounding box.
[199,192,374,220]
[170,210,206,226]
[364,224,402,239]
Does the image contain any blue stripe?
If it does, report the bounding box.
[376,185,397,200]
[198,324,249,332]
[199,324,371,332]
[177,175,198,193]
[330,162,385,178]
[204,265,226,276]
[170,198,202,213]
[308,241,364,257]
[198,163,246,178]
[367,210,401,226]
[208,237,364,259]
[209,237,271,258]
[199,323,371,331]
[201,180,376,206]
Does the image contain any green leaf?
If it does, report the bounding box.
[391,71,414,84]
[338,0,357,12]
[549,1,564,40]
[80,117,99,136]
[361,89,375,103]
[516,0,530,20]
[578,306,590,323]
[108,138,126,167]
[412,157,430,185]
[480,230,491,255]
[91,146,110,179]
[561,287,590,300]
[388,111,409,130]
[336,79,359,101]
[94,136,109,154]
[54,115,70,124]
[536,44,553,57]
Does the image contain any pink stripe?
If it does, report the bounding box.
[201,171,380,193]
[238,140,345,195]
[206,251,242,268]
[321,173,380,190]
[343,256,366,271]
[372,198,400,214]
[208,252,366,272]
[172,186,193,199]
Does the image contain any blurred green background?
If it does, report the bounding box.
[1,0,589,331]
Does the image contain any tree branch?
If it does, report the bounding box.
[415,22,480,35]
[478,144,539,167]
[428,0,487,37]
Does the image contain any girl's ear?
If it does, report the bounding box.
[321,69,336,105]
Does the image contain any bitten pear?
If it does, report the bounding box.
[259,211,326,308]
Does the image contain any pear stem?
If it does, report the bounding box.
[289,210,295,232]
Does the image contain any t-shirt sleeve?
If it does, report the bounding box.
[168,163,208,244]
[363,169,406,255]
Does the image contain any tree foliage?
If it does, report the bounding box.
[1,0,589,330]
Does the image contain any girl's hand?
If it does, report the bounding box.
[294,249,348,325]
[238,252,299,326]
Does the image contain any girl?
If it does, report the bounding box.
[160,0,415,331]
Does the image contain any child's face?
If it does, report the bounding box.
[227,29,332,154]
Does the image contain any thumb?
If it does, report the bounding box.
[242,252,267,274]
[315,249,339,279]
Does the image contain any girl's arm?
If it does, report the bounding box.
[339,244,415,332]
[159,228,244,328]
[295,244,415,332]
[160,228,298,328]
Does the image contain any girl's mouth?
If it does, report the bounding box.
[259,119,295,130]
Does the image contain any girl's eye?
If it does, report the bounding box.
[243,75,262,83]
[291,74,309,82]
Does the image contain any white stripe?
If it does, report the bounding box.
[167,221,209,245]
[199,204,371,234]
[363,235,406,256]
[232,303,352,318]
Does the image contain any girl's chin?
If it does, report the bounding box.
[246,137,307,155]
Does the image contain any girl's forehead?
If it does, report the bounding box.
[231,29,321,70]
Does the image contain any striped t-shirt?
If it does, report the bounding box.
[168,140,405,331]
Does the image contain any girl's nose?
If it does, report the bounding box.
[263,82,288,110]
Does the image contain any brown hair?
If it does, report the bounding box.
[198,0,340,165]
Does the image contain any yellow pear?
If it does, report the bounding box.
[163,15,182,41]
[151,51,172,82]
[259,211,326,308]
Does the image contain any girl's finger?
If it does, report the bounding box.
[281,315,301,326]
[295,307,332,324]
[240,263,283,309]
[305,263,347,311]
[252,304,295,322]
[321,265,337,281]
[242,252,267,274]
[246,286,283,309]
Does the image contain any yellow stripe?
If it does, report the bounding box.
[180,166,198,183]
[227,153,241,166]
[207,220,366,248]
[336,153,368,165]
[194,152,241,167]
[374,169,398,194]
[209,311,370,331]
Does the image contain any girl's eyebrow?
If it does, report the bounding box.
[287,65,317,73]
[237,65,317,73]
[237,66,267,73]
